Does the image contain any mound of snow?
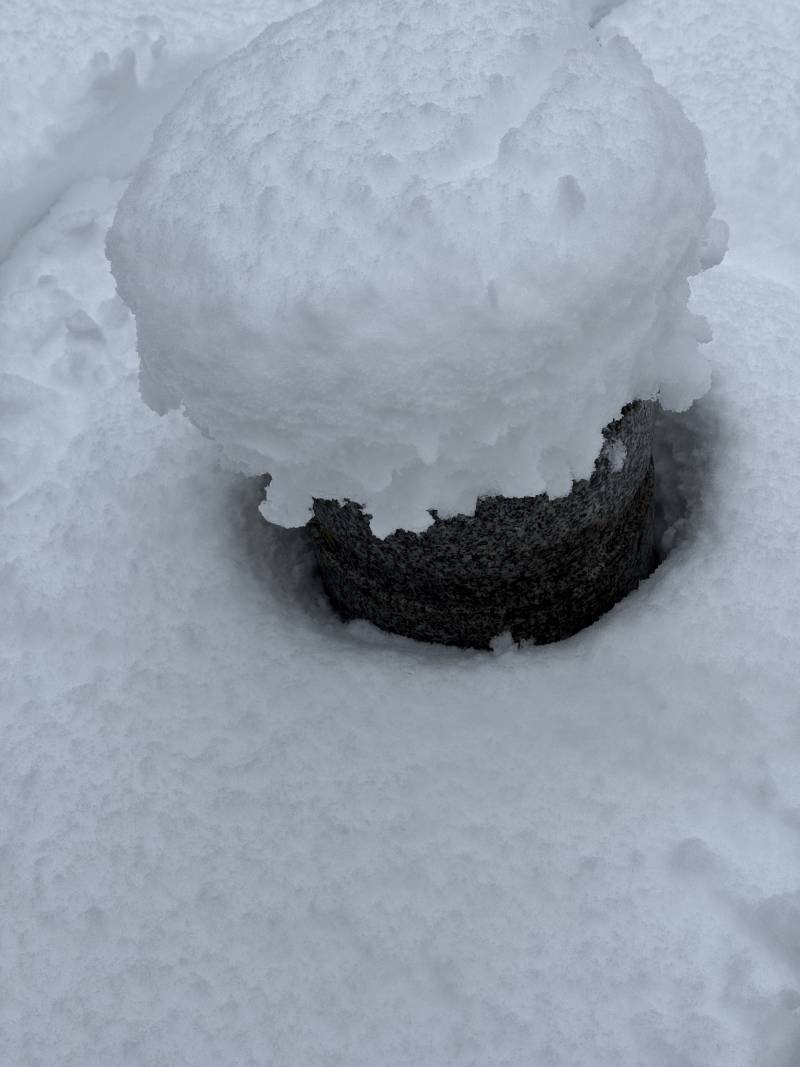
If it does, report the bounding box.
[108,0,718,537]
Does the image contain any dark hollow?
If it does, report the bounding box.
[308,400,657,649]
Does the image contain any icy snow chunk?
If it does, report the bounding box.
[108,0,717,536]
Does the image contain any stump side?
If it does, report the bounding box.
[309,401,657,648]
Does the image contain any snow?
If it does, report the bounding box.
[607,0,800,279]
[3,0,800,1065]
[0,0,313,263]
[108,0,718,536]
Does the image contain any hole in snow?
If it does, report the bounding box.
[652,394,718,562]
[244,395,719,651]
[234,473,326,623]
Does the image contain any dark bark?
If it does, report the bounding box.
[310,401,657,648]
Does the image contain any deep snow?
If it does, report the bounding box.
[2,1,800,1065]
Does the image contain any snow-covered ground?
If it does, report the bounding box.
[2,2,800,1065]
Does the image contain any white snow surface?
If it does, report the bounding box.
[0,0,314,262]
[608,0,800,280]
[109,0,717,535]
[4,1,800,1065]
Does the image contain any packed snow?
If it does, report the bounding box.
[109,0,719,535]
[3,1,800,1065]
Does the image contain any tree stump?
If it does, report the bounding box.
[309,400,657,648]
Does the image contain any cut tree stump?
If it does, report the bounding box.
[309,400,657,649]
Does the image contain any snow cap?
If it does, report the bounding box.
[108,0,718,536]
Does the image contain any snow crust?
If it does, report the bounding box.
[108,0,717,536]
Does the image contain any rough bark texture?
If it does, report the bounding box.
[309,401,657,649]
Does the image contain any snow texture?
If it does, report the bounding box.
[608,0,800,279]
[0,0,313,262]
[109,0,718,536]
[4,0,800,1064]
